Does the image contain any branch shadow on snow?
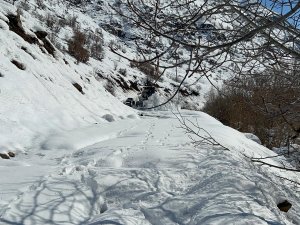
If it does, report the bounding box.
[95,151,294,225]
[88,221,122,225]
[0,175,106,225]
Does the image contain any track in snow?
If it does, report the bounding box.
[1,111,299,225]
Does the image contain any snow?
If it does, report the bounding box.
[0,0,137,152]
[0,0,300,224]
[244,133,262,144]
[1,110,299,225]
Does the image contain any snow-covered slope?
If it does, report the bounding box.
[0,1,137,152]
[0,111,299,224]
[0,0,220,152]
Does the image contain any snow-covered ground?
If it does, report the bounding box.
[1,110,299,225]
[1,1,300,224]
[0,0,138,153]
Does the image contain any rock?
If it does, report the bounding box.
[35,31,55,57]
[72,82,84,94]
[0,153,10,159]
[8,152,15,157]
[277,200,292,212]
[7,14,38,44]
[35,30,48,39]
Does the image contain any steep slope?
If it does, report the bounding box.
[1,0,228,152]
[5,0,215,107]
[0,1,136,152]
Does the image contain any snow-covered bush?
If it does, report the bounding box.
[87,29,104,61]
[118,68,127,76]
[104,81,116,96]
[36,0,46,9]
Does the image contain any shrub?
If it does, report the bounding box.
[66,15,78,29]
[104,81,116,96]
[36,0,46,9]
[118,68,127,76]
[204,87,272,145]
[31,11,44,21]
[19,0,30,11]
[203,70,300,148]
[45,13,63,35]
[87,29,104,61]
[68,30,89,63]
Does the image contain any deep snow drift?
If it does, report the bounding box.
[1,111,299,225]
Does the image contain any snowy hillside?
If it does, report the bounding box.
[0,0,138,151]
[1,0,228,151]
[0,0,215,148]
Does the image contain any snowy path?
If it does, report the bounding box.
[0,111,299,225]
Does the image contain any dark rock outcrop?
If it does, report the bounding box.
[8,152,15,157]
[277,200,292,212]
[35,31,55,57]
[0,153,10,159]
[73,82,84,95]
[7,14,38,44]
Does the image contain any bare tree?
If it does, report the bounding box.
[231,61,299,144]
[110,0,300,108]
[110,0,300,174]
[203,61,300,148]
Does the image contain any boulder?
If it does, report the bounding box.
[277,200,292,212]
[0,153,10,159]
[8,152,15,157]
[35,30,48,39]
